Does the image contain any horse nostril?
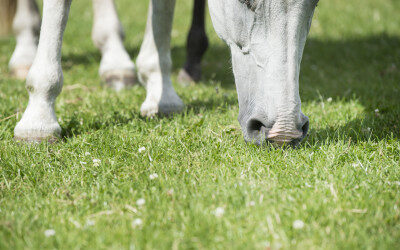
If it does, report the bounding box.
[245,118,268,145]
[301,120,309,137]
[289,120,310,148]
[247,118,265,132]
[245,117,309,147]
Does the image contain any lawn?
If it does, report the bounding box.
[1,0,400,249]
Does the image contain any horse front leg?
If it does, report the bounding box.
[9,0,40,80]
[178,0,208,84]
[136,0,184,117]
[14,0,72,142]
[92,0,136,91]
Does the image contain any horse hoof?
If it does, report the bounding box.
[101,69,137,91]
[14,127,61,144]
[10,65,31,80]
[178,64,201,85]
[178,68,199,86]
[14,115,61,144]
[140,98,184,117]
[14,134,60,144]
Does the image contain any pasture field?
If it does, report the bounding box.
[1,0,400,249]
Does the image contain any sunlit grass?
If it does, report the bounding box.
[0,0,399,249]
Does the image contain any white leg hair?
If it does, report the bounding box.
[9,0,40,80]
[92,0,136,91]
[136,0,184,116]
[14,0,72,142]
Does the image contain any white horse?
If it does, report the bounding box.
[5,0,319,147]
[209,0,318,146]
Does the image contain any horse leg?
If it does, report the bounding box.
[0,0,17,37]
[178,0,208,84]
[92,0,136,91]
[14,0,72,142]
[137,0,184,117]
[9,0,40,80]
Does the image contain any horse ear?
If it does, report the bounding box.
[0,0,17,37]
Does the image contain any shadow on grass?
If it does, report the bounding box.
[301,33,400,144]
[59,33,400,143]
[61,110,139,139]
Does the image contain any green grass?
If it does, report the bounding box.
[1,0,400,249]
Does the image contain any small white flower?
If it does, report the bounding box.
[69,218,81,228]
[214,207,225,218]
[327,97,333,102]
[149,173,158,180]
[167,189,174,196]
[93,159,101,167]
[375,109,379,113]
[293,220,305,229]
[85,152,91,156]
[305,182,312,188]
[86,219,95,227]
[44,229,56,237]
[138,147,146,153]
[80,161,87,165]
[131,218,143,228]
[136,198,145,206]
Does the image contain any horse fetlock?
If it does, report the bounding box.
[136,54,170,83]
[26,63,63,97]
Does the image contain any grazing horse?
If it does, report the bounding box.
[209,0,317,146]
[5,0,318,147]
